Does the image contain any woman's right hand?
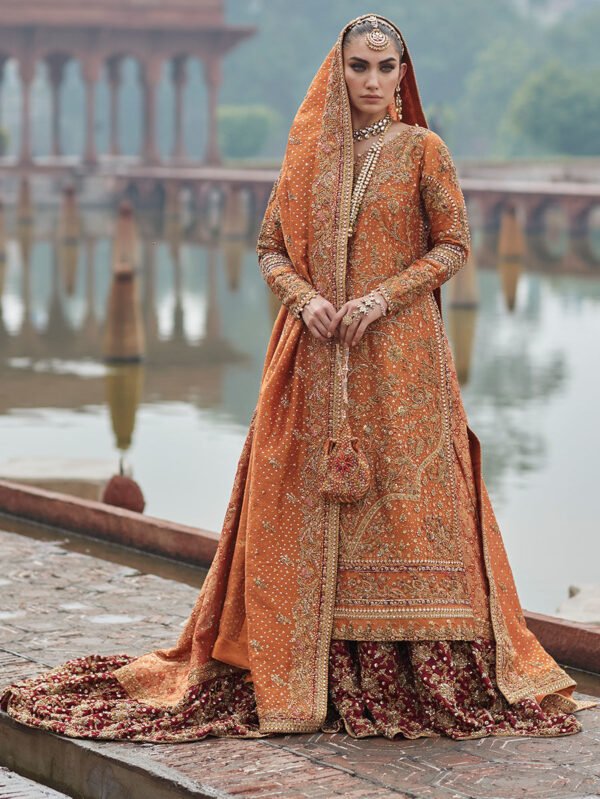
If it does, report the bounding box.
[301,295,340,343]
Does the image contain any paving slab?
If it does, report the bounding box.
[0,527,599,799]
[0,765,71,798]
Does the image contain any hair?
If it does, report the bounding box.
[342,18,404,60]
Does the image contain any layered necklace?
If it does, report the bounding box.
[352,111,391,141]
[348,114,392,237]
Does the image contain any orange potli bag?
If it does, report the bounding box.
[317,398,372,502]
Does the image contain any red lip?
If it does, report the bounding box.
[361,96,382,99]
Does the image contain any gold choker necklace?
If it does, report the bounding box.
[352,112,391,141]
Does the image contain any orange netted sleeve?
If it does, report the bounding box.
[256,175,319,319]
[375,130,471,315]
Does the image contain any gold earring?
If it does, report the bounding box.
[395,86,403,120]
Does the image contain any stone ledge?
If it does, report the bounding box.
[0,478,218,567]
[0,714,225,799]
[524,611,600,675]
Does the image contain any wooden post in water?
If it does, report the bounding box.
[57,185,81,296]
[497,203,525,312]
[17,176,33,229]
[102,200,145,363]
[223,186,247,292]
[446,228,480,386]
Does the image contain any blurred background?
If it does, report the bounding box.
[0,0,598,618]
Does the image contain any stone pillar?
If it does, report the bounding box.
[107,56,122,157]
[563,196,593,239]
[47,55,68,158]
[82,56,102,166]
[19,57,36,165]
[204,57,222,166]
[171,56,187,161]
[141,57,162,164]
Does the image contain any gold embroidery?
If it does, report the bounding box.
[372,132,471,316]
[256,179,319,320]
[334,607,475,619]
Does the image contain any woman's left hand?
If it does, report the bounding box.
[328,292,388,348]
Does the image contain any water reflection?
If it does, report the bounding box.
[0,181,599,613]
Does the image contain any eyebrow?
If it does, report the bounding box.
[348,56,397,65]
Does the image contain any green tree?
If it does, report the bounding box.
[217,105,281,159]
[453,35,537,157]
[546,5,600,71]
[507,60,600,155]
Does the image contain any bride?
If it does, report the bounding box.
[1,13,595,741]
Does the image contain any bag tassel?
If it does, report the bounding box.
[318,343,372,503]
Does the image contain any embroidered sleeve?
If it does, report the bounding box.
[375,131,471,315]
[256,176,319,320]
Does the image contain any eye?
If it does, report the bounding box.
[351,64,365,71]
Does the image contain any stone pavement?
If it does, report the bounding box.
[0,526,599,799]
[0,766,70,798]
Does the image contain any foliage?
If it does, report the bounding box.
[453,35,537,158]
[545,6,600,71]
[217,104,281,158]
[507,61,600,155]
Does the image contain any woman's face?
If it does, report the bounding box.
[343,34,407,120]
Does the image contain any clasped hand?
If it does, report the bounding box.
[300,292,387,348]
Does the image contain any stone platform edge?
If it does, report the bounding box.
[0,478,598,675]
[0,714,222,799]
[0,478,219,567]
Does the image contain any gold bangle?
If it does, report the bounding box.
[375,284,393,313]
[372,293,387,316]
[294,289,319,319]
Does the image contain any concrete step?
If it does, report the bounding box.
[0,715,231,799]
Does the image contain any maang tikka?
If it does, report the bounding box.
[363,15,390,50]
[346,14,405,57]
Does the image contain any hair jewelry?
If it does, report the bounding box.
[345,14,404,58]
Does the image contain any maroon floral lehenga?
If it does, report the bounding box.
[1,638,585,741]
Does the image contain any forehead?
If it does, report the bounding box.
[343,35,398,62]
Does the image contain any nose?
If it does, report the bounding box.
[365,70,381,90]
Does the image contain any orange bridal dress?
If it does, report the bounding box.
[1,15,596,742]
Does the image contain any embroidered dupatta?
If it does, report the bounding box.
[107,15,590,733]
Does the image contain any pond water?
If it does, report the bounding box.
[0,201,598,616]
